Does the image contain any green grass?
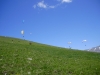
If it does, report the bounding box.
[0,36,100,75]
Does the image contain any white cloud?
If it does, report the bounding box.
[33,1,56,9]
[58,0,72,3]
[37,1,47,8]
[33,0,72,9]
[62,0,72,3]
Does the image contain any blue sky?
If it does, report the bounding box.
[0,0,100,50]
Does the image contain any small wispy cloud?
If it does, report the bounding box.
[33,1,56,9]
[61,0,72,3]
[33,1,48,9]
[33,0,72,9]
[37,1,47,8]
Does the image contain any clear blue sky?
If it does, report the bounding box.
[0,0,100,50]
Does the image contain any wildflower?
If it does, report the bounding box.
[27,58,32,60]
[28,72,31,74]
[4,73,7,75]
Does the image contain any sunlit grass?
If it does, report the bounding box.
[0,36,100,75]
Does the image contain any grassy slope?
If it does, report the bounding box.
[0,36,100,75]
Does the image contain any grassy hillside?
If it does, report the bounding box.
[0,36,100,75]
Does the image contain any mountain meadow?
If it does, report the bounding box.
[0,36,100,75]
